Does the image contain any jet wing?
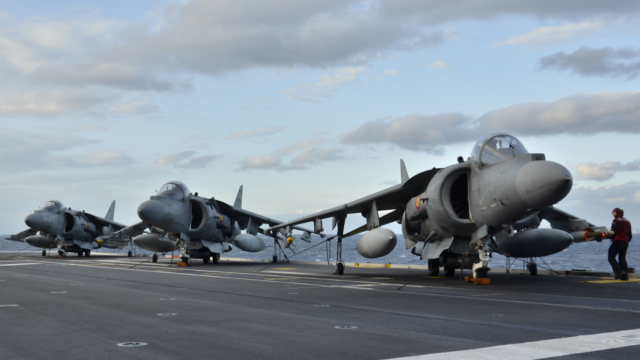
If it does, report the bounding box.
[5,228,38,242]
[216,201,319,235]
[84,212,126,230]
[538,206,607,242]
[116,221,150,238]
[267,168,440,232]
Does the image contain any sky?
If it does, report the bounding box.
[1,0,640,235]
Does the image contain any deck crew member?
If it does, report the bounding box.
[607,207,632,281]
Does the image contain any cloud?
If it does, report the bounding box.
[284,66,367,102]
[0,128,136,172]
[495,21,603,47]
[479,91,640,135]
[155,151,222,168]
[16,1,448,93]
[341,91,640,153]
[238,138,343,171]
[380,0,640,24]
[341,112,476,154]
[428,61,450,68]
[74,151,135,167]
[382,69,398,76]
[229,127,286,140]
[576,160,640,181]
[558,181,640,228]
[538,46,640,79]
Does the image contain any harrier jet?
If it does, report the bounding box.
[121,181,319,264]
[6,200,133,257]
[269,133,606,277]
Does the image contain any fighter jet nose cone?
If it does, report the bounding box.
[516,161,573,209]
[137,200,165,225]
[25,213,45,230]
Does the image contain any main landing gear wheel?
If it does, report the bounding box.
[128,251,132,257]
[203,257,210,264]
[85,250,91,257]
[475,268,488,279]
[212,253,220,264]
[527,262,538,276]
[58,250,64,256]
[428,259,440,277]
[152,254,158,263]
[445,268,456,277]
[336,262,345,275]
[181,257,189,265]
[42,250,46,257]
[77,251,83,257]
[272,255,278,264]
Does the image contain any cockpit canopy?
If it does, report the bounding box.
[471,134,528,167]
[42,200,64,213]
[158,181,190,200]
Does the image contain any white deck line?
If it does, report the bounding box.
[386,328,640,360]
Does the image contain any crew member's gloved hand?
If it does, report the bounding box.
[608,230,615,236]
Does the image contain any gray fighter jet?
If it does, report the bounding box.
[269,133,606,277]
[5,200,134,257]
[121,181,320,264]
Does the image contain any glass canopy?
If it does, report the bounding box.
[471,134,528,167]
[158,181,190,200]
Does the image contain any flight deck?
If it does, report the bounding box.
[1,252,639,359]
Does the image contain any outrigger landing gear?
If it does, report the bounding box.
[527,258,538,276]
[42,250,46,257]
[152,253,158,263]
[428,259,440,277]
[272,235,279,263]
[335,217,345,275]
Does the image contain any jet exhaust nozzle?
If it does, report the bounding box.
[356,228,397,259]
[495,228,572,258]
[133,234,177,253]
[233,234,266,252]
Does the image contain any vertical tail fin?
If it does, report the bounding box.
[400,159,409,184]
[234,185,243,208]
[105,200,116,221]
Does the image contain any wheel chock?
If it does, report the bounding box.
[465,276,474,283]
[177,262,187,267]
[474,278,490,285]
[56,255,63,258]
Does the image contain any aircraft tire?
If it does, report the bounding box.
[337,262,344,275]
[527,263,538,276]
[445,268,456,277]
[128,251,132,257]
[42,250,46,256]
[475,268,488,279]
[58,251,64,256]
[203,257,209,264]
[77,251,83,257]
[272,256,277,264]
[428,259,440,277]
[152,255,158,263]
[85,250,91,257]
[212,253,220,264]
